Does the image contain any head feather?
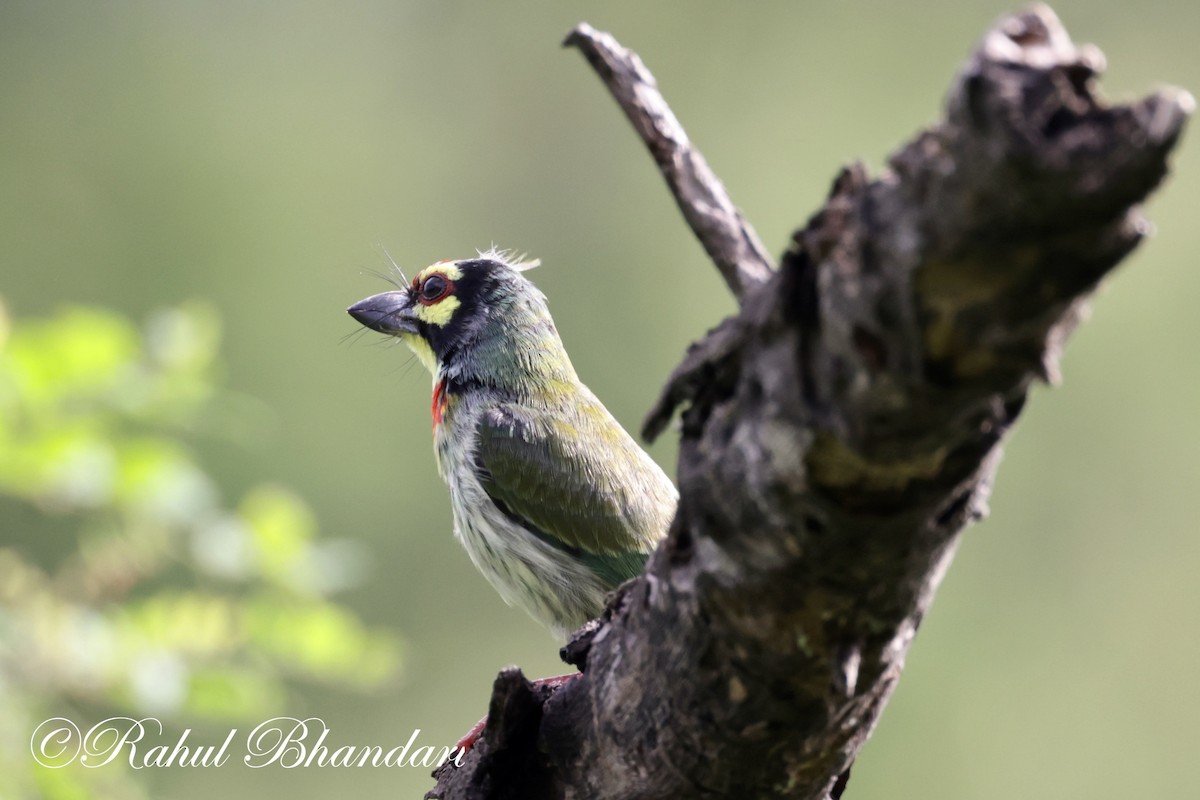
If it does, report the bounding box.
[477,245,541,272]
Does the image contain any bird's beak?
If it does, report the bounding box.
[346,290,419,336]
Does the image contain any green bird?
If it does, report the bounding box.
[347,251,678,640]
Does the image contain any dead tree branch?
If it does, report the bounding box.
[428,5,1190,799]
[563,23,775,300]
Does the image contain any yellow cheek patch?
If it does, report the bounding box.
[413,294,461,327]
[410,262,464,328]
[400,332,438,375]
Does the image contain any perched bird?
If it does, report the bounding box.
[347,251,678,640]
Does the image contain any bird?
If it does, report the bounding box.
[346,250,678,642]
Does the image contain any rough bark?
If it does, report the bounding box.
[428,5,1190,799]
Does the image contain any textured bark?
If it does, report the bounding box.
[428,6,1190,800]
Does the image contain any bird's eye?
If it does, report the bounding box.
[419,274,451,303]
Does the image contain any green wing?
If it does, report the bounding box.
[474,400,676,586]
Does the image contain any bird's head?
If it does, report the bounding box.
[347,252,575,387]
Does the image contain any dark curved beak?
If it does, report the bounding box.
[347,290,419,336]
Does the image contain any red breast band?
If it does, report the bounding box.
[431,379,448,427]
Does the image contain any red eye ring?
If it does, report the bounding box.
[417,274,454,305]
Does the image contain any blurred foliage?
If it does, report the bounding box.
[0,300,400,800]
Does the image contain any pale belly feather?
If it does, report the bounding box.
[434,410,607,639]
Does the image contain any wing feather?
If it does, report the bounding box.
[474,400,675,583]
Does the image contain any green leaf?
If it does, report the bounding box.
[239,485,316,589]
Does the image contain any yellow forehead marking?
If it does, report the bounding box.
[418,262,463,281]
[411,262,463,327]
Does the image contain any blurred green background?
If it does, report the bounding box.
[1,1,1196,798]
